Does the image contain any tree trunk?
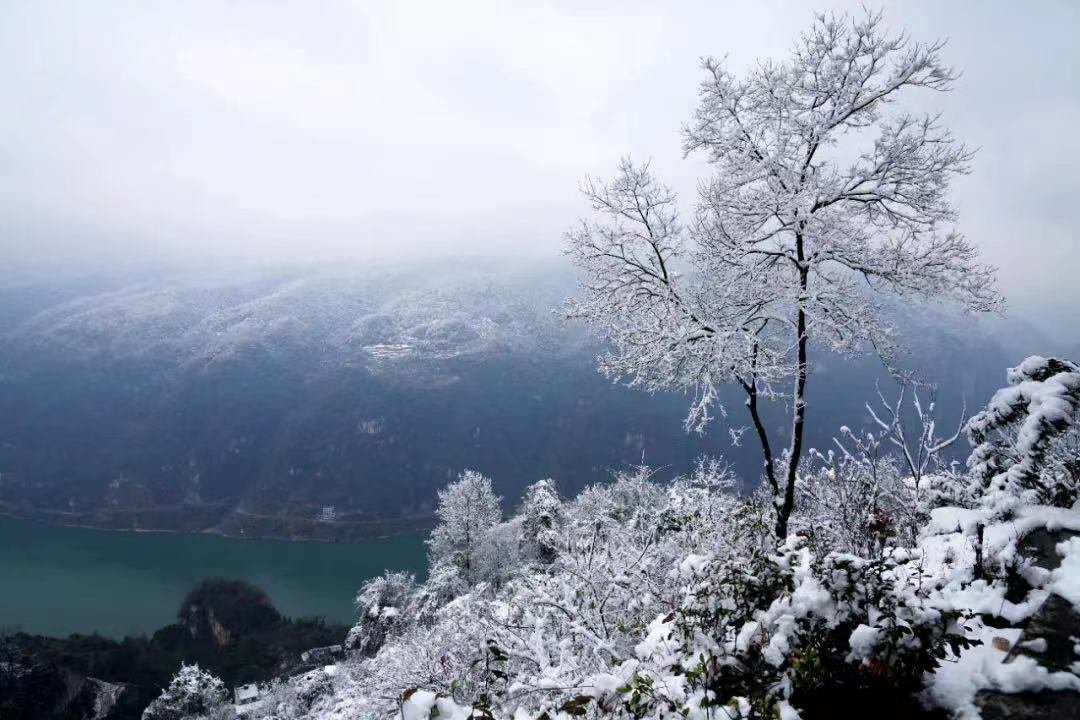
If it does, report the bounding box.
[777,250,810,538]
[742,344,779,503]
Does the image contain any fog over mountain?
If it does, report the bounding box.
[3,2,1079,333]
[0,261,1041,540]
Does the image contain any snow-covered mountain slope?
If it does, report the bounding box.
[7,267,572,367]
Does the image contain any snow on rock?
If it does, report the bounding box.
[400,690,436,720]
[678,553,711,578]
[778,699,802,720]
[847,624,882,662]
[927,506,983,535]
[635,615,678,663]
[927,624,1019,719]
[923,500,1080,718]
[1051,537,1080,607]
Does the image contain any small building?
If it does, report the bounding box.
[300,644,344,665]
[234,683,261,706]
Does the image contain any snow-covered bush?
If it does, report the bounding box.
[142,663,229,720]
[270,454,997,720]
[518,478,565,565]
[345,570,417,656]
[329,508,972,720]
[271,463,748,719]
[589,538,975,719]
[796,435,909,555]
[794,383,968,555]
[967,356,1080,510]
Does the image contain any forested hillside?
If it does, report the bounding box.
[0,264,1022,539]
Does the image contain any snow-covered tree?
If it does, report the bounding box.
[427,470,502,586]
[474,516,524,588]
[566,10,1000,537]
[142,664,228,720]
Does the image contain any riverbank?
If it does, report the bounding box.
[0,501,435,543]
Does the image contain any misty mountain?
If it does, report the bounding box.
[0,263,1030,539]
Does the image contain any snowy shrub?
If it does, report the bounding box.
[794,382,969,556]
[967,355,1080,510]
[914,470,981,514]
[518,478,565,565]
[258,671,336,719]
[345,570,417,656]
[282,464,750,719]
[796,439,910,556]
[142,663,229,720]
[568,538,975,719]
[289,459,985,720]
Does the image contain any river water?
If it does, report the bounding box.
[0,515,428,638]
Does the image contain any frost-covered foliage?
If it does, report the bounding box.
[796,435,909,555]
[258,463,746,719]
[794,382,967,554]
[620,539,974,719]
[966,356,1080,510]
[204,355,1078,720]
[250,460,992,720]
[142,664,229,720]
[566,10,1000,537]
[518,478,565,565]
[345,571,417,656]
[428,470,503,588]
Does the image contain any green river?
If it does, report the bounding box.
[0,515,428,638]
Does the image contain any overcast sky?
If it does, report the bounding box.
[1,1,1077,317]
